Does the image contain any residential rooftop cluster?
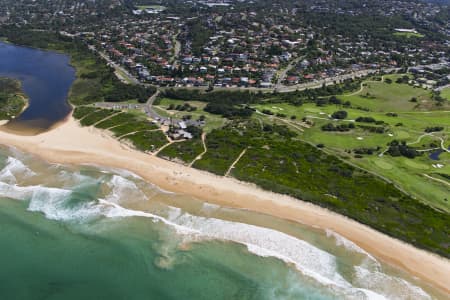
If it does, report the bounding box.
[1,0,449,89]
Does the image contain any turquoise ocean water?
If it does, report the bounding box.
[0,146,446,300]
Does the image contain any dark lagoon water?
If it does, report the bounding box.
[0,41,75,132]
[0,42,447,300]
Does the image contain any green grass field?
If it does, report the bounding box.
[73,107,167,152]
[251,76,450,212]
[340,77,434,112]
[70,73,450,257]
[137,5,166,10]
[155,98,227,132]
[441,87,450,101]
[393,32,424,38]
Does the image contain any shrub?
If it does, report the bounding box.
[331,110,348,119]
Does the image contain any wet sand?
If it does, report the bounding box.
[0,116,449,295]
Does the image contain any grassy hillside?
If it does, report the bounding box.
[150,76,450,258]
[73,106,167,153]
[251,76,450,212]
[179,120,449,257]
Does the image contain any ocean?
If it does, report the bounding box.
[0,146,444,300]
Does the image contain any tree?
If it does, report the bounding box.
[331,110,348,119]
[186,125,202,139]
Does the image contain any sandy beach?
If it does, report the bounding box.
[0,116,449,295]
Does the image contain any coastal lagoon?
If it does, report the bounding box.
[0,41,75,132]
[0,42,447,299]
[0,146,445,300]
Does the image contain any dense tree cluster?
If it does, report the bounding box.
[185,125,202,139]
[168,103,197,112]
[424,126,444,132]
[162,89,265,118]
[353,146,381,155]
[331,110,348,119]
[395,75,410,84]
[387,140,421,158]
[356,116,377,123]
[321,122,355,132]
[204,102,253,118]
[104,84,156,103]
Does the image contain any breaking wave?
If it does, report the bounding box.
[0,157,36,184]
[0,156,432,300]
[105,175,148,204]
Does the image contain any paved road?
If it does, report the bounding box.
[171,32,181,68]
[95,102,145,110]
[275,56,303,90]
[143,90,202,127]
[89,44,402,95]
[89,46,140,85]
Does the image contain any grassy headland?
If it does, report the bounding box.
[0,77,28,120]
[2,29,448,258]
[250,75,449,212]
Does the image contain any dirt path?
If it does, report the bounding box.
[92,111,123,127]
[189,133,207,167]
[407,132,449,152]
[423,174,450,187]
[153,139,186,156]
[225,148,248,177]
[343,76,385,97]
[255,110,306,132]
[118,129,162,139]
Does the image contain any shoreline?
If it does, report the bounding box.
[0,116,449,295]
[0,77,29,125]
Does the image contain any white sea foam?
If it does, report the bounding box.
[0,160,431,300]
[325,230,430,299]
[0,181,101,221]
[0,157,36,184]
[0,181,37,200]
[97,166,144,180]
[27,187,101,221]
[200,202,221,213]
[353,266,431,300]
[326,229,381,271]
[0,167,17,184]
[58,170,91,183]
[165,207,352,289]
[163,208,433,300]
[105,175,148,204]
[98,199,196,234]
[326,229,371,256]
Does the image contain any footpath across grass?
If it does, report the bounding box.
[179,119,450,258]
[158,139,204,164]
[251,77,450,212]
